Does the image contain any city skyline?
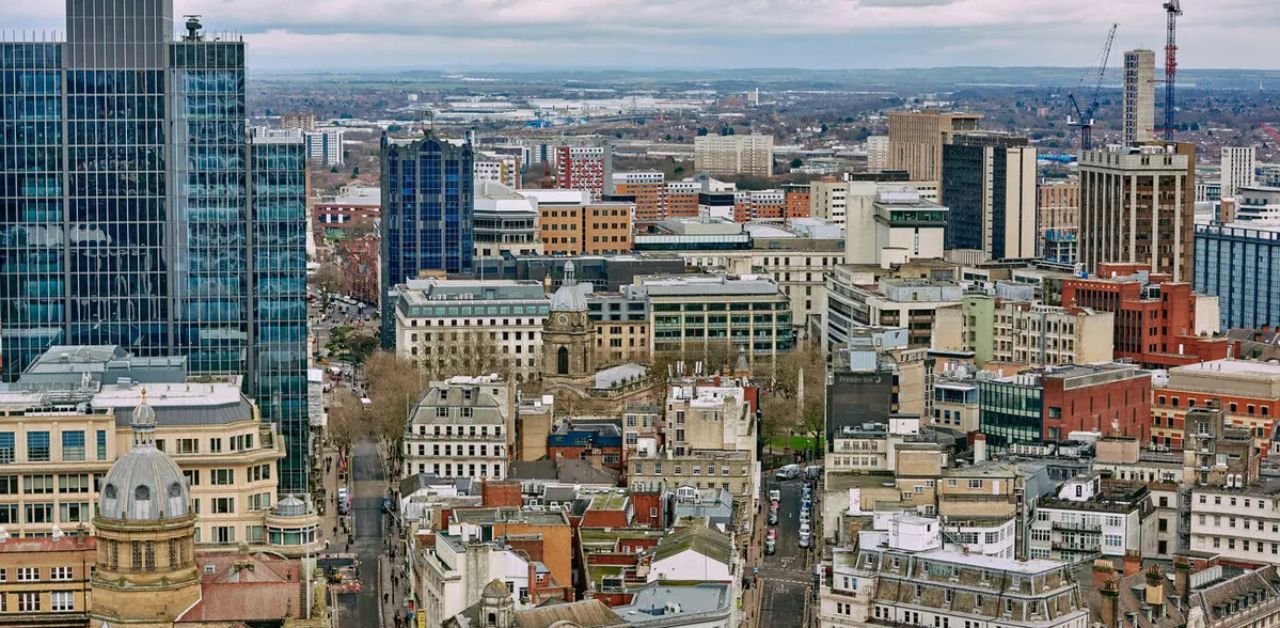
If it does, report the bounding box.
[3,0,1279,71]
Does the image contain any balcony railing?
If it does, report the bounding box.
[1051,520,1102,533]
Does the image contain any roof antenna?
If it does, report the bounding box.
[422,109,435,136]
[183,15,202,42]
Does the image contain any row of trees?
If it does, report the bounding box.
[646,339,826,455]
[328,338,829,465]
[327,336,520,462]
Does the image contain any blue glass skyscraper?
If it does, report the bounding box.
[0,1,310,494]
[379,133,475,347]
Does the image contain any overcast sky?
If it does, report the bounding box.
[3,0,1275,71]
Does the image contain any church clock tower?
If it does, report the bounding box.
[542,262,594,380]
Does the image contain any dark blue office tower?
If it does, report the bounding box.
[379,133,475,348]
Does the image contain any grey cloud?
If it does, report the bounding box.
[1,0,1276,69]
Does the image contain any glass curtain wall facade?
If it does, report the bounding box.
[380,134,475,347]
[978,379,1044,450]
[249,137,309,493]
[941,143,985,252]
[1,43,65,372]
[1194,223,1280,331]
[0,1,309,494]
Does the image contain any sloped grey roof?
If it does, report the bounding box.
[652,525,733,566]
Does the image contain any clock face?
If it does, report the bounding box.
[558,314,569,325]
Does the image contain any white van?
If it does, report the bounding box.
[775,464,801,481]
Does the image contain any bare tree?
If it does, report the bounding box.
[312,262,348,297]
[363,350,430,468]
[757,340,826,455]
[418,331,511,382]
[327,388,366,453]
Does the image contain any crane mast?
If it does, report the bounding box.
[1067,24,1117,151]
[1163,0,1182,141]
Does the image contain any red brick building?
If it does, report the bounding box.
[783,183,812,220]
[334,233,380,304]
[1062,263,1231,368]
[547,419,624,472]
[733,190,786,222]
[313,192,380,244]
[1151,359,1280,455]
[1040,363,1153,444]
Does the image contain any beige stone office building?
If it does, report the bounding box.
[0,380,307,549]
[887,110,981,182]
[402,375,515,481]
[1079,143,1196,281]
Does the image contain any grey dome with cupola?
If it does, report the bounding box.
[98,389,190,521]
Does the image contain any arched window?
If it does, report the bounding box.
[135,485,150,500]
[557,346,569,375]
[487,612,497,626]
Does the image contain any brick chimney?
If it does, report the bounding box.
[1092,559,1116,589]
[1100,575,1121,628]
[1173,555,1191,606]
[1123,550,1142,577]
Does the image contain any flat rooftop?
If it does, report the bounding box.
[634,274,780,297]
[1174,359,1280,377]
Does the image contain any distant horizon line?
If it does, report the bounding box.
[247,64,1273,73]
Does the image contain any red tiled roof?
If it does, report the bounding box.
[0,536,96,553]
[180,582,304,622]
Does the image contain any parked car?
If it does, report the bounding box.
[768,489,781,502]
[337,487,350,515]
[768,504,779,526]
[805,465,822,481]
[765,529,778,554]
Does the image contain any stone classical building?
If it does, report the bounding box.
[826,517,1087,628]
[542,263,595,380]
[403,375,515,480]
[90,393,203,626]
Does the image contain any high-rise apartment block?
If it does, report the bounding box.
[1039,179,1080,264]
[1221,146,1257,199]
[0,1,310,492]
[612,171,666,221]
[303,128,345,166]
[280,112,316,132]
[380,133,475,346]
[865,135,889,173]
[694,134,774,177]
[555,144,612,202]
[941,131,1037,260]
[1123,49,1156,144]
[1079,144,1196,282]
[887,111,981,182]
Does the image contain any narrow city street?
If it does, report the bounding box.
[758,477,814,628]
[342,438,387,628]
